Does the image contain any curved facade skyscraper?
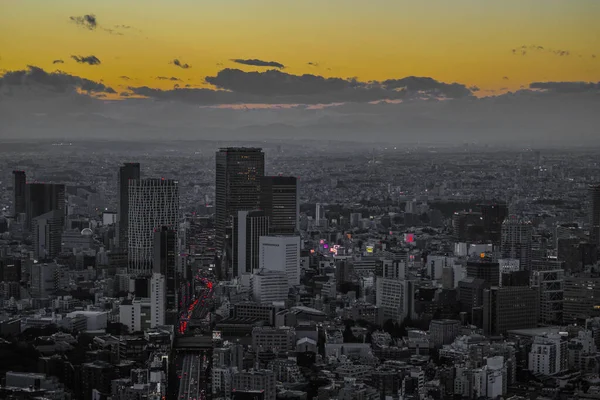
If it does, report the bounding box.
[128,178,179,276]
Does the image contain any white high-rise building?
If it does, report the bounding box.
[119,298,152,333]
[252,269,289,303]
[150,273,166,327]
[128,179,179,276]
[529,333,568,376]
[259,235,301,287]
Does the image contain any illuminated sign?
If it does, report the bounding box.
[212,331,222,340]
[366,246,374,253]
[480,253,486,259]
[405,233,414,243]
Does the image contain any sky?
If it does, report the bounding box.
[0,1,599,144]
[1,0,598,96]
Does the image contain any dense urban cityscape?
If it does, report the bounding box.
[0,140,599,400]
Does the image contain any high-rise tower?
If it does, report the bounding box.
[26,183,65,230]
[260,176,298,235]
[589,184,600,246]
[153,226,178,318]
[128,178,179,276]
[501,216,533,271]
[232,210,269,277]
[215,148,265,249]
[12,170,27,217]
[480,202,508,245]
[118,163,141,250]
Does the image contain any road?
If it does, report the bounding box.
[178,354,208,400]
[179,275,214,335]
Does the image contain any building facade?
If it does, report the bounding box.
[118,162,140,250]
[128,178,179,276]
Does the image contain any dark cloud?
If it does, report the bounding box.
[382,76,473,98]
[71,55,101,65]
[0,65,114,94]
[70,14,97,30]
[512,45,570,57]
[156,76,182,81]
[502,76,509,80]
[119,91,131,97]
[120,76,131,81]
[231,59,285,69]
[171,59,191,69]
[529,81,600,93]
[469,86,480,92]
[53,59,64,64]
[174,84,180,88]
[115,25,132,29]
[593,55,597,59]
[130,69,472,104]
[307,62,319,67]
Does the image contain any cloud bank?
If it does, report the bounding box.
[0,65,114,94]
[232,58,285,69]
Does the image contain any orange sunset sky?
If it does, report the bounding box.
[0,0,599,97]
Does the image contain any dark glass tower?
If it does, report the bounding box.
[12,170,27,217]
[260,176,298,235]
[501,216,533,271]
[590,184,600,246]
[25,183,65,230]
[215,148,265,249]
[479,202,508,245]
[118,163,140,250]
[153,226,178,312]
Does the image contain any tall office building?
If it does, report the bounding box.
[252,269,289,303]
[480,203,508,245]
[589,185,600,246]
[482,286,539,335]
[32,210,63,260]
[501,216,533,271]
[128,179,179,276]
[153,226,178,318]
[150,273,166,327]
[12,170,27,217]
[215,148,265,249]
[232,210,269,277]
[260,176,298,235]
[259,235,301,287]
[118,163,141,250]
[25,183,65,230]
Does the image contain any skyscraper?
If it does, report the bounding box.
[232,210,269,277]
[153,226,178,319]
[501,216,533,271]
[259,235,301,287]
[12,170,26,217]
[260,176,298,235]
[589,184,600,246]
[215,148,265,249]
[118,163,141,250]
[32,209,63,260]
[480,203,508,245]
[128,178,179,276]
[26,183,65,230]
